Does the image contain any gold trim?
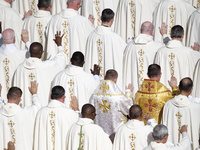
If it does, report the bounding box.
[8,120,16,144]
[97,39,104,78]
[138,49,145,85]
[129,133,136,149]
[169,5,176,34]
[93,0,101,26]
[168,52,175,76]
[197,0,200,8]
[78,132,85,149]
[68,79,74,108]
[99,100,111,113]
[36,22,43,45]
[176,112,182,142]
[31,0,36,13]
[129,1,136,37]
[62,21,70,57]
[29,72,35,81]
[49,111,55,150]
[3,58,10,91]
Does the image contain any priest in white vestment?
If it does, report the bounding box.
[52,51,100,111]
[90,70,133,136]
[34,86,78,150]
[153,0,195,44]
[66,104,112,150]
[193,59,200,98]
[0,29,28,102]
[0,0,23,49]
[0,81,41,150]
[114,0,160,42]
[186,7,200,47]
[154,25,200,89]
[162,78,200,150]
[13,33,68,107]
[22,0,52,56]
[144,124,191,150]
[85,9,126,90]
[113,105,157,150]
[46,0,94,61]
[123,21,164,95]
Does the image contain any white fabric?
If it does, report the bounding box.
[66,118,112,150]
[84,25,126,90]
[46,8,94,61]
[52,65,100,110]
[0,0,23,49]
[186,8,200,47]
[123,34,164,95]
[34,100,78,150]
[193,59,200,98]
[90,80,133,135]
[51,0,67,15]
[144,132,191,150]
[113,119,156,150]
[22,10,52,55]
[0,44,27,101]
[0,94,41,150]
[13,47,67,107]
[114,0,160,42]
[154,40,200,89]
[162,95,200,150]
[153,0,196,45]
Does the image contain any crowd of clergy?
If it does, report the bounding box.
[0,0,200,149]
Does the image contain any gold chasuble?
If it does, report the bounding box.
[134,79,179,123]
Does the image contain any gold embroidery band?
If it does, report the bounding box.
[3,58,10,91]
[36,22,43,45]
[169,5,176,34]
[93,0,101,26]
[49,111,55,150]
[68,79,74,108]
[129,133,136,149]
[62,21,70,57]
[176,112,182,142]
[129,1,136,38]
[8,120,16,144]
[96,39,104,78]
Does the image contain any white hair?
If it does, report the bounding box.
[2,29,15,44]
[153,124,168,140]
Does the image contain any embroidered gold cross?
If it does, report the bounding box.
[29,73,35,80]
[68,79,74,87]
[138,49,144,56]
[129,0,135,7]
[129,133,136,149]
[49,111,55,119]
[97,39,103,46]
[99,100,111,113]
[93,0,100,5]
[169,5,176,13]
[8,120,15,128]
[169,52,175,60]
[100,82,109,93]
[3,58,10,65]
[37,22,43,29]
[62,21,69,28]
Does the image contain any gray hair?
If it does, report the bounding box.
[153,124,168,140]
[141,21,154,34]
[67,0,76,5]
[2,29,15,44]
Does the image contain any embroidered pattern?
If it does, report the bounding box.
[31,0,36,13]
[176,112,182,142]
[100,82,109,93]
[129,133,136,150]
[145,82,155,93]
[78,132,85,150]
[93,0,101,26]
[36,22,43,45]
[138,49,145,84]
[8,120,16,144]
[96,39,104,78]
[99,100,111,113]
[62,21,70,57]
[144,99,157,112]
[29,73,35,81]
[169,5,176,34]
[169,52,175,76]
[129,0,136,37]
[197,0,200,8]
[68,79,74,108]
[49,111,55,150]
[3,58,10,91]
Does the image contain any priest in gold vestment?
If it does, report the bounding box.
[134,64,179,123]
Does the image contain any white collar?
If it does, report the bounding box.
[134,34,153,44]
[166,40,184,49]
[60,8,78,18]
[33,10,51,18]
[0,44,18,55]
[0,103,22,117]
[23,57,42,69]
[95,26,112,35]
[126,119,145,129]
[48,100,65,108]
[171,94,191,107]
[65,64,83,76]
[76,118,94,126]
[0,0,10,7]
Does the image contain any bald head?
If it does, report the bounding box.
[104,69,118,81]
[179,77,193,93]
[81,104,96,120]
[141,21,154,35]
[129,105,142,119]
[67,0,81,10]
[30,42,43,58]
[2,29,15,44]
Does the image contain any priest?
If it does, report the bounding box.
[0,81,41,150]
[46,0,94,61]
[66,104,112,150]
[13,32,67,107]
[84,8,126,90]
[123,21,164,96]
[34,86,79,150]
[162,78,200,150]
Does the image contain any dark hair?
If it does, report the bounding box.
[171,25,184,39]
[105,69,118,80]
[51,86,65,99]
[38,0,51,9]
[71,51,84,64]
[129,105,142,119]
[101,8,114,23]
[179,77,193,93]
[7,87,22,100]
[147,64,161,78]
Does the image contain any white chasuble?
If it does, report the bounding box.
[46,8,94,61]
[66,118,112,150]
[52,65,99,111]
[162,95,200,150]
[13,49,67,107]
[34,100,78,150]
[114,0,159,42]
[0,0,23,49]
[153,0,196,45]
[0,95,41,150]
[193,60,200,98]
[186,8,200,47]
[89,80,133,136]
[0,44,27,101]
[22,10,52,57]
[123,34,164,96]
[154,40,200,89]
[84,26,126,90]
[113,119,156,150]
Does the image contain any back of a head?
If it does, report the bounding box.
[67,0,80,6]
[71,51,84,65]
[171,25,184,39]
[129,105,142,119]
[101,8,115,23]
[7,87,22,100]
[30,42,43,57]
[141,21,154,35]
[147,64,161,78]
[179,77,193,93]
[104,69,118,81]
[2,29,15,44]
[153,124,168,141]
[81,104,95,118]
[51,86,65,100]
[38,0,51,9]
